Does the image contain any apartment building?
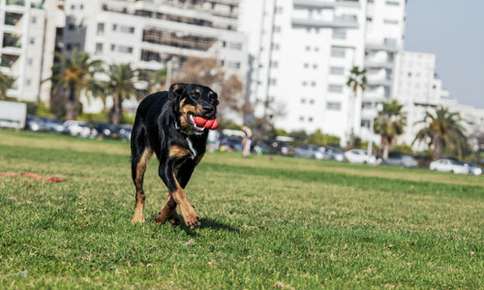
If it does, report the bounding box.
[62,0,247,83]
[241,0,367,144]
[241,0,406,144]
[0,0,61,103]
[359,0,406,143]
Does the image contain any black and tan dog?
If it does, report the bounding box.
[130,83,219,228]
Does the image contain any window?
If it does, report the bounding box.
[31,16,37,24]
[272,43,280,50]
[95,43,103,54]
[301,98,306,104]
[331,46,346,58]
[27,58,33,65]
[270,78,277,85]
[274,26,281,33]
[68,23,75,31]
[270,61,278,68]
[308,117,314,122]
[361,119,371,128]
[304,63,309,68]
[333,29,347,40]
[117,45,133,54]
[119,25,135,34]
[112,24,118,31]
[327,102,342,111]
[311,81,316,87]
[328,84,343,93]
[309,99,315,105]
[386,0,400,6]
[230,42,242,50]
[330,66,345,75]
[384,19,399,25]
[29,37,35,45]
[97,23,105,35]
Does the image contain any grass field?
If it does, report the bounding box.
[0,130,483,289]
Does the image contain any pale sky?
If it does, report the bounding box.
[405,0,484,108]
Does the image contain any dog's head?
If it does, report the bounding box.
[170,83,219,135]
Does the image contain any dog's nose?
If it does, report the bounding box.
[202,105,215,118]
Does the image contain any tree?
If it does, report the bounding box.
[413,107,468,160]
[373,100,407,160]
[139,68,167,94]
[0,71,15,100]
[307,130,340,147]
[173,57,244,120]
[105,63,137,125]
[346,66,367,140]
[51,50,103,120]
[346,66,368,96]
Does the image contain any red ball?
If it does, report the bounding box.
[194,116,207,127]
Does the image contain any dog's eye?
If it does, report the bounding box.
[191,92,201,100]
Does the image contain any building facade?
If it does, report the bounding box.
[241,0,407,144]
[241,0,367,144]
[0,0,61,103]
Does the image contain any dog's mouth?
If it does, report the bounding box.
[188,113,218,133]
[188,114,206,133]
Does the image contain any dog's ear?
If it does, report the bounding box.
[169,83,187,113]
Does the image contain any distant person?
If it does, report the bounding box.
[241,126,253,158]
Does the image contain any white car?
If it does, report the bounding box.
[429,159,469,174]
[468,163,483,176]
[344,149,380,165]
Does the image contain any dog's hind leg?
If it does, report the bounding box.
[130,124,152,224]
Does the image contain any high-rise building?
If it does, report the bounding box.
[360,0,406,143]
[62,0,247,81]
[0,0,62,103]
[241,0,366,144]
[241,0,407,144]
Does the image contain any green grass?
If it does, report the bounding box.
[0,130,483,289]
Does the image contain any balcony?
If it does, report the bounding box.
[6,0,25,6]
[142,28,217,52]
[293,0,360,9]
[2,33,22,49]
[366,39,399,52]
[292,15,358,29]
[0,54,20,71]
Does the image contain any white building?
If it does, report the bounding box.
[62,0,247,111]
[393,50,484,151]
[241,0,407,144]
[0,0,61,103]
[392,51,445,147]
[241,0,368,144]
[359,0,406,143]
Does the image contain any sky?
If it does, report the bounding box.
[405,0,484,108]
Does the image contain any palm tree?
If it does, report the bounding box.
[373,100,407,160]
[105,63,137,125]
[413,107,468,160]
[346,66,368,96]
[51,50,103,120]
[346,66,367,134]
[0,71,15,100]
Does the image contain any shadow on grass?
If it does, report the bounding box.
[199,217,240,233]
[174,217,240,236]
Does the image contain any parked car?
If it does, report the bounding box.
[323,146,345,162]
[429,159,469,174]
[294,145,324,159]
[384,153,418,168]
[344,149,380,165]
[467,163,482,176]
[63,120,94,138]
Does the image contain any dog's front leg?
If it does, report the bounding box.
[157,158,200,228]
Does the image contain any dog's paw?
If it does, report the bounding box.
[185,214,201,229]
[131,214,145,224]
